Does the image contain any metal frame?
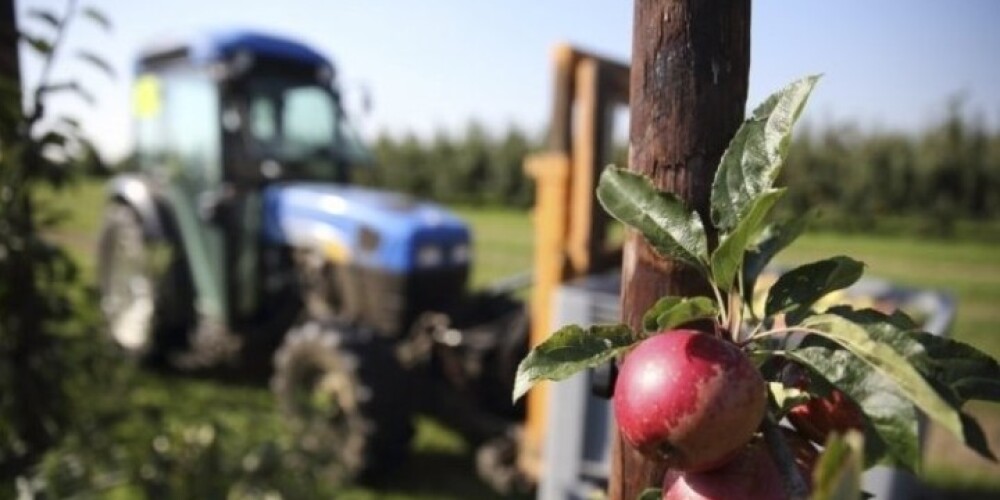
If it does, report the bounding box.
[520,42,629,480]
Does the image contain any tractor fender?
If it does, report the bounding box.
[106,174,167,241]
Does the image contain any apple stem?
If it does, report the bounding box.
[762,415,810,500]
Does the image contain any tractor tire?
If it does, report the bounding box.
[96,202,194,365]
[271,321,414,484]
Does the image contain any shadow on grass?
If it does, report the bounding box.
[338,449,531,500]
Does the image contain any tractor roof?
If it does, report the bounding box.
[137,29,332,72]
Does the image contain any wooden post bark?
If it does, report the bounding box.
[612,1,751,499]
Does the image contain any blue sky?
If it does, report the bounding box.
[16,0,1000,162]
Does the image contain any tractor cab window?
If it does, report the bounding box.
[135,72,221,185]
[244,77,372,182]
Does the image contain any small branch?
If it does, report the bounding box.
[746,317,766,341]
[27,0,79,129]
[738,265,759,323]
[762,415,810,500]
[710,281,729,328]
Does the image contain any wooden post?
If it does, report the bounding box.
[612,1,751,499]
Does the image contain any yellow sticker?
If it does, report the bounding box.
[323,240,352,264]
[133,74,161,119]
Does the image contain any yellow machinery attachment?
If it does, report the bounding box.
[519,43,629,480]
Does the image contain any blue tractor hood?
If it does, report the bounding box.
[262,182,470,273]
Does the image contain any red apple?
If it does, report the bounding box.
[787,388,865,444]
[662,432,818,500]
[613,330,767,471]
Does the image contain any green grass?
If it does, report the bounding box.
[454,206,535,287]
[40,181,1000,495]
[35,179,106,279]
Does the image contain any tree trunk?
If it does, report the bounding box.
[0,0,54,481]
[611,1,751,498]
[0,0,21,137]
[0,0,19,82]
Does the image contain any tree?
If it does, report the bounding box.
[0,0,112,480]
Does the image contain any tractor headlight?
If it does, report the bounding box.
[451,243,470,264]
[416,245,444,268]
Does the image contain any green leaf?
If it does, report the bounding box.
[764,256,864,318]
[711,75,821,232]
[81,6,113,32]
[826,307,999,460]
[798,314,966,446]
[597,167,708,271]
[77,50,116,79]
[56,116,82,135]
[27,8,61,30]
[767,381,811,418]
[512,324,635,402]
[637,488,661,500]
[38,130,68,147]
[642,296,718,333]
[905,331,1000,405]
[783,342,919,469]
[22,34,53,55]
[951,377,1000,403]
[711,188,784,291]
[828,306,1000,405]
[39,81,95,106]
[811,431,865,500]
[742,213,812,315]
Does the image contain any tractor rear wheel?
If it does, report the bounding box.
[97,203,193,364]
[271,321,414,484]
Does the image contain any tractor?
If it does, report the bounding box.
[96,30,527,485]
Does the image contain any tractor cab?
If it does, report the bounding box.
[102,30,471,361]
[134,30,370,186]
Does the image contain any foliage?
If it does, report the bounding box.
[356,123,541,207]
[362,102,1000,243]
[26,398,330,498]
[780,98,1000,237]
[512,75,1000,498]
[0,0,110,481]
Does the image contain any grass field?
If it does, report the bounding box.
[38,180,1000,495]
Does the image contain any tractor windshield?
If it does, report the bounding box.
[245,77,372,181]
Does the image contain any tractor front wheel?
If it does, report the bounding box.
[97,203,193,364]
[271,321,414,484]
